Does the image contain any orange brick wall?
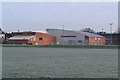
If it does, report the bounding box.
[28,32,56,45]
[8,32,56,45]
[88,37,106,45]
[8,40,28,44]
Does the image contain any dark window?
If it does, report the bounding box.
[27,32,35,35]
[15,33,22,35]
[78,40,82,43]
[61,36,76,37]
[46,29,49,31]
[27,43,32,45]
[39,37,42,40]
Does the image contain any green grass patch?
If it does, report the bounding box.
[1,44,119,49]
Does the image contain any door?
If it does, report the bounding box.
[35,43,38,45]
[68,40,76,45]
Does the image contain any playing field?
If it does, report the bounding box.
[2,47,118,78]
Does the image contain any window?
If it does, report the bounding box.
[61,36,76,37]
[34,37,36,41]
[15,33,22,35]
[78,40,82,43]
[98,38,100,40]
[36,43,38,45]
[57,42,59,44]
[95,37,97,40]
[39,37,42,40]
[27,32,35,35]
[27,43,32,45]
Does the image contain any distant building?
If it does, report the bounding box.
[0,28,5,44]
[80,28,95,33]
[83,32,106,45]
[46,29,106,45]
[97,32,120,45]
[5,33,14,44]
[8,32,56,45]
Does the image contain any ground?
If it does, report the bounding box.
[2,47,118,78]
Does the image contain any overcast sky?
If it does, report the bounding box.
[2,2,118,33]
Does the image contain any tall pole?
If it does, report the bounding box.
[109,23,113,45]
[101,28,104,45]
[102,29,104,33]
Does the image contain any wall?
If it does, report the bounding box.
[47,29,85,45]
[8,32,56,45]
[28,32,56,45]
[88,37,106,45]
[97,33,120,45]
[8,40,28,44]
[0,34,5,44]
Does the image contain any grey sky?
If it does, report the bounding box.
[2,2,118,32]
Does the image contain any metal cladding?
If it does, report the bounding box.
[46,29,106,45]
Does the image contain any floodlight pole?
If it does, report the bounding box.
[101,28,104,45]
[109,23,113,45]
[102,29,104,33]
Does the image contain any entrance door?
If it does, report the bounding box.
[36,43,38,45]
[68,40,76,45]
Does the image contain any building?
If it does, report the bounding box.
[0,34,5,44]
[5,33,14,44]
[80,28,95,33]
[8,32,56,45]
[83,32,106,45]
[0,28,5,44]
[97,32,120,45]
[46,29,106,45]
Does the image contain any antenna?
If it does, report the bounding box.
[109,23,113,33]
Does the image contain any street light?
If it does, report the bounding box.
[109,23,113,45]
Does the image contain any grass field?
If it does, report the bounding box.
[1,44,120,49]
[2,47,118,78]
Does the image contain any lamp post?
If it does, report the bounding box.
[102,29,104,33]
[101,28,104,45]
[109,23,113,45]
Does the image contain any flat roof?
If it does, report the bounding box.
[79,32,104,37]
[9,36,34,40]
[47,29,105,37]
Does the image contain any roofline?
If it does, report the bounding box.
[47,28,105,37]
[8,39,29,40]
[12,31,47,33]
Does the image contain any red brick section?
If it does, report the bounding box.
[85,36,106,45]
[8,40,28,44]
[8,32,56,45]
[28,32,56,45]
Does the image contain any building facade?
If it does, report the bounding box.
[0,28,5,44]
[0,34,5,44]
[8,32,56,45]
[5,33,14,44]
[46,29,106,45]
[97,33,120,45]
[47,29,86,45]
